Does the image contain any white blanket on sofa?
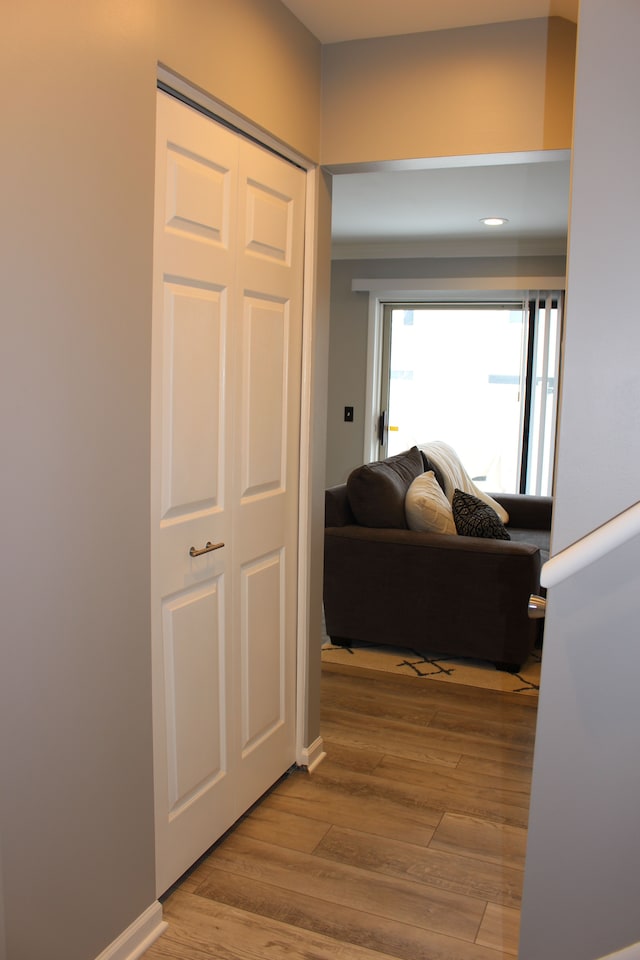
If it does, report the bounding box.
[418,440,509,524]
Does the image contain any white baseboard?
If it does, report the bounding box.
[94,901,167,960]
[298,735,326,772]
[598,942,640,960]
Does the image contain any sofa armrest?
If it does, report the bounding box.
[325,524,541,560]
[492,493,553,530]
[325,484,355,527]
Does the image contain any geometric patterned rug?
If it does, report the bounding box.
[321,639,541,696]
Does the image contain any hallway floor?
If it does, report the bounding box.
[144,660,536,959]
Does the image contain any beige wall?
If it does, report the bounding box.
[321,17,576,166]
[157,0,321,160]
[326,255,567,487]
[0,2,322,958]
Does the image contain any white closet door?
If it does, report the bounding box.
[229,137,304,815]
[151,91,305,895]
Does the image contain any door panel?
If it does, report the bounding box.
[152,91,304,896]
[240,551,284,754]
[245,179,293,263]
[165,147,229,243]
[162,283,224,516]
[241,296,287,496]
[162,581,225,810]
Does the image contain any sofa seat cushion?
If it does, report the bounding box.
[347,446,424,528]
[509,527,550,565]
[405,471,457,534]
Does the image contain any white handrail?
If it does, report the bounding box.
[541,501,640,588]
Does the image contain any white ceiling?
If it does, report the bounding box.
[331,152,571,257]
[279,0,574,257]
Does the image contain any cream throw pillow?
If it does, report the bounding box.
[405,471,456,535]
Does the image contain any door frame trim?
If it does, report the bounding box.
[157,66,313,170]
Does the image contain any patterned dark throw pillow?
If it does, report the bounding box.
[452,489,511,540]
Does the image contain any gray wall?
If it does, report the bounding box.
[1,4,157,958]
[0,840,5,960]
[519,2,640,957]
[327,255,567,486]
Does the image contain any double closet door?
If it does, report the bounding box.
[151,90,305,895]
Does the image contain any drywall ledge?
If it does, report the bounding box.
[598,942,640,960]
[541,501,640,588]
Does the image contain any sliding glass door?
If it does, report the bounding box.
[378,296,562,495]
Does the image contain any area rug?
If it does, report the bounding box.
[321,639,541,695]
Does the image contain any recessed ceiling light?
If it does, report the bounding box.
[480,217,509,226]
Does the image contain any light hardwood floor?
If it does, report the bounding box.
[143,661,537,959]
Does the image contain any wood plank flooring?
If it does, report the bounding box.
[143,661,537,960]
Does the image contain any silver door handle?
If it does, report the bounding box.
[528,594,546,619]
[189,541,224,558]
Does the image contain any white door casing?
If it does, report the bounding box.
[151,91,305,895]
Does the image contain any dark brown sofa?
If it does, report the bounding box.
[324,446,551,671]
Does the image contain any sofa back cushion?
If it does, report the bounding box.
[346,446,424,528]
